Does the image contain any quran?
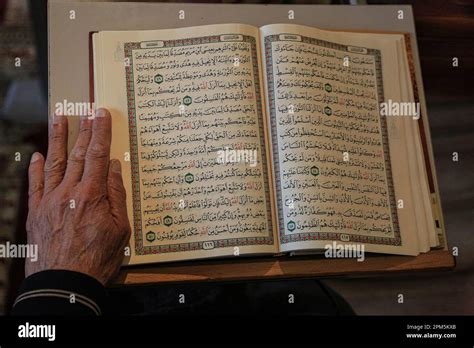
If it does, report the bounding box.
[92,23,445,265]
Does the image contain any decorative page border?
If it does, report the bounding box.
[264,34,401,246]
[124,35,274,255]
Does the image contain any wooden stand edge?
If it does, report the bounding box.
[113,249,455,286]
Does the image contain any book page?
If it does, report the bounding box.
[260,24,426,255]
[398,35,440,248]
[326,30,435,253]
[94,24,278,265]
[394,37,431,251]
[327,30,438,252]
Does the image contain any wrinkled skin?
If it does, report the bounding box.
[26,109,131,285]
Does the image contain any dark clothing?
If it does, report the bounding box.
[11,270,106,316]
[11,271,354,316]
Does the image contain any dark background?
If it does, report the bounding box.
[0,0,472,315]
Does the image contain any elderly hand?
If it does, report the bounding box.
[25,108,131,285]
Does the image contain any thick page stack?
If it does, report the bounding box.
[92,23,444,265]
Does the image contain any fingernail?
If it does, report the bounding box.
[30,152,41,164]
[111,160,121,173]
[96,108,107,118]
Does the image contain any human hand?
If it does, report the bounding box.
[25,108,131,285]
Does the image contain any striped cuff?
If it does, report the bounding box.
[11,270,107,316]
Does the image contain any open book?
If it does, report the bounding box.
[92,23,444,265]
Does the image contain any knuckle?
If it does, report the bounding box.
[79,184,95,198]
[81,183,105,200]
[28,180,44,197]
[44,157,66,174]
[69,144,87,162]
[86,142,109,160]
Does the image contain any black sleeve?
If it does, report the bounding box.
[10,270,107,316]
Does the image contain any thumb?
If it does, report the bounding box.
[107,159,130,231]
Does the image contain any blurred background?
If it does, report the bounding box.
[0,0,472,315]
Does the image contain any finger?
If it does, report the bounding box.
[44,115,68,194]
[63,117,93,183]
[107,159,130,231]
[82,108,111,187]
[28,152,45,211]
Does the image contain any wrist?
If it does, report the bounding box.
[11,270,107,316]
